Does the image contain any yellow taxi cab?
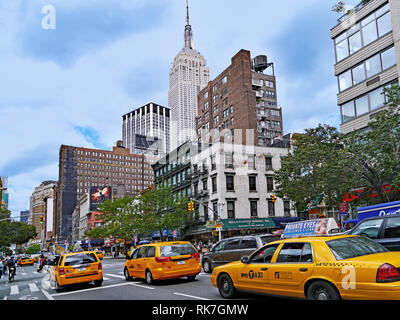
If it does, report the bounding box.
[32,255,39,263]
[123,241,201,284]
[211,234,400,300]
[49,251,103,292]
[17,257,34,266]
[94,250,104,260]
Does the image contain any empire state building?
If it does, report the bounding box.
[168,0,209,150]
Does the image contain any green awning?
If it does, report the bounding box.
[222,218,276,230]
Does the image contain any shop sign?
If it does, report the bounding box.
[206,221,217,230]
[222,218,276,230]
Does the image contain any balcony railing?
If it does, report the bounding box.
[337,0,371,24]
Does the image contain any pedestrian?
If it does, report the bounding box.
[198,241,203,252]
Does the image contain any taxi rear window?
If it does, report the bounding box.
[63,253,98,266]
[326,237,388,260]
[160,244,196,257]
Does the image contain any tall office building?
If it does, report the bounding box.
[196,49,285,147]
[122,102,170,157]
[56,143,155,243]
[331,0,400,134]
[169,0,210,150]
[29,180,57,243]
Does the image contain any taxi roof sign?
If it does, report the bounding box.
[282,218,339,239]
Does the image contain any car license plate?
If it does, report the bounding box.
[177,261,185,265]
[77,267,86,271]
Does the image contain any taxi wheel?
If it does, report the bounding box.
[55,279,63,292]
[94,279,103,287]
[217,273,236,299]
[124,268,132,281]
[145,270,153,285]
[307,281,340,300]
[202,259,212,273]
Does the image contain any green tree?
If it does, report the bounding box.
[274,125,351,212]
[339,84,400,205]
[137,185,192,241]
[26,244,41,254]
[275,85,400,211]
[87,196,140,243]
[0,208,37,247]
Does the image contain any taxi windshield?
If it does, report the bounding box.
[326,236,388,260]
[160,244,196,257]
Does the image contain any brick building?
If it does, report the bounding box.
[56,142,154,243]
[196,49,284,148]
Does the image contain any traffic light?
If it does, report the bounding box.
[271,194,276,203]
[188,201,194,212]
[39,216,44,224]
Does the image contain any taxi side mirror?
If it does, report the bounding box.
[126,254,131,260]
[241,256,250,264]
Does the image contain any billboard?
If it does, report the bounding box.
[90,186,112,210]
[283,218,339,238]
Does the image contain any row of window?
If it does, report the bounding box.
[205,198,290,220]
[334,3,392,62]
[338,46,396,92]
[341,81,397,123]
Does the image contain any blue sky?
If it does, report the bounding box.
[0,0,360,218]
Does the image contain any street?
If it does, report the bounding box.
[0,258,259,301]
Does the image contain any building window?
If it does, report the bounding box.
[334,4,391,62]
[211,154,216,170]
[212,176,217,193]
[284,200,290,217]
[265,157,273,170]
[248,154,255,170]
[227,201,235,219]
[340,81,397,123]
[204,101,209,110]
[268,200,275,216]
[203,92,209,100]
[250,201,258,217]
[202,179,207,190]
[213,84,218,92]
[212,201,218,220]
[213,95,218,104]
[203,204,209,222]
[249,175,257,192]
[225,152,233,168]
[222,76,228,85]
[222,87,228,96]
[266,176,274,192]
[226,175,234,192]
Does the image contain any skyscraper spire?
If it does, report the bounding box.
[186,0,190,26]
[184,0,194,50]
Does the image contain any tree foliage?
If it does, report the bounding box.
[86,185,192,242]
[0,208,37,247]
[275,85,400,211]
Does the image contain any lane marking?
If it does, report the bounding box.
[50,283,131,297]
[129,283,155,290]
[29,283,39,292]
[41,289,54,301]
[10,286,19,295]
[103,277,110,281]
[173,292,210,300]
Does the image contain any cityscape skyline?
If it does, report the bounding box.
[0,0,360,217]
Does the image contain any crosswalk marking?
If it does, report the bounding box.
[10,286,19,295]
[29,283,39,292]
[103,277,110,281]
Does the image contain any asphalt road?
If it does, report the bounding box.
[0,258,259,301]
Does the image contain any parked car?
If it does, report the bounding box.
[201,233,280,273]
[348,214,400,251]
